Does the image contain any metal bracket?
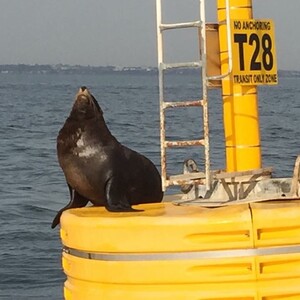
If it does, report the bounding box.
[290,155,300,197]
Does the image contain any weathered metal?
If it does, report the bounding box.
[164,139,205,148]
[156,0,211,192]
[163,100,204,109]
[290,155,300,197]
[160,21,201,31]
[169,157,300,205]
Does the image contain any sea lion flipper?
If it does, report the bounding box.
[105,177,142,212]
[51,186,89,228]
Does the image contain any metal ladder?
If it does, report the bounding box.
[155,0,211,192]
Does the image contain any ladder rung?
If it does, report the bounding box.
[161,61,202,70]
[167,172,206,186]
[164,139,205,148]
[160,21,201,31]
[163,100,204,109]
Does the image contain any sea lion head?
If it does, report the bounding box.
[70,86,103,119]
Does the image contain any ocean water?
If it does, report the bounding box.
[0,71,299,299]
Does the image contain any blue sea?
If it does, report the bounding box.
[0,70,299,299]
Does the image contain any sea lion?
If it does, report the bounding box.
[52,87,163,228]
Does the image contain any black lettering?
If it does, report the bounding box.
[234,33,247,71]
[234,21,241,29]
[249,33,261,70]
[254,74,264,83]
[262,34,273,71]
[233,74,253,84]
[265,74,277,83]
[243,21,249,30]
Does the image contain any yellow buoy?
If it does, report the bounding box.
[61,202,300,300]
[58,1,289,299]
[218,0,261,172]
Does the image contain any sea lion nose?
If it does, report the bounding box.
[77,86,89,96]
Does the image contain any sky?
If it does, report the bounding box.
[0,0,299,70]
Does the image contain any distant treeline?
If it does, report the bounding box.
[0,64,298,77]
[0,64,157,74]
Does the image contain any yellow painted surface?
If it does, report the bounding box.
[223,93,260,146]
[230,19,277,85]
[60,203,253,252]
[64,277,258,300]
[62,252,256,284]
[225,146,261,171]
[217,0,261,172]
[60,201,300,299]
[251,201,300,247]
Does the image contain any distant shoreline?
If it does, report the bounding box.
[0,64,299,77]
[0,64,157,75]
